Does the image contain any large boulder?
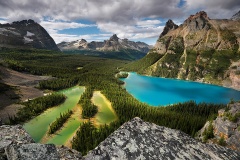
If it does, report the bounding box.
[84,117,240,160]
[5,143,59,160]
[0,125,82,160]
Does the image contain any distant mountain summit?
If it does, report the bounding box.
[125,11,240,89]
[0,19,59,51]
[58,34,151,53]
[231,10,240,21]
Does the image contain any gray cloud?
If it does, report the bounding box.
[0,0,183,23]
[0,0,238,44]
[185,0,240,19]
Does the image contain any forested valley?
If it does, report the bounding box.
[0,48,226,155]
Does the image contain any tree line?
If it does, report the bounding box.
[78,87,98,119]
[9,94,66,123]
[48,110,73,134]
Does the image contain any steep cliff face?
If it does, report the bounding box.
[0,20,59,51]
[198,102,240,152]
[128,11,240,88]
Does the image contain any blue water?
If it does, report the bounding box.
[121,72,240,106]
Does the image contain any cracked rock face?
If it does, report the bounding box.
[0,125,34,159]
[84,117,240,160]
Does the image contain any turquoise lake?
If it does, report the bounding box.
[121,72,240,106]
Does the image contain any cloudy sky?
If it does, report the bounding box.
[0,0,239,45]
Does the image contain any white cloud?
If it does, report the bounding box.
[97,21,164,40]
[136,20,162,28]
[40,20,95,35]
[52,33,113,44]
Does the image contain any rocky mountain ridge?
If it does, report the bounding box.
[126,11,240,89]
[0,20,59,51]
[58,34,151,53]
[231,10,240,21]
[1,118,240,160]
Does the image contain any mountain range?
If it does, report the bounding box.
[126,11,240,89]
[57,34,151,60]
[0,19,151,60]
[0,20,59,51]
[58,34,151,53]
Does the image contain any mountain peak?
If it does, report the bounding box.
[0,19,59,51]
[159,19,178,38]
[184,11,210,31]
[186,11,209,22]
[110,34,119,41]
[12,19,36,25]
[231,10,240,21]
[79,39,87,43]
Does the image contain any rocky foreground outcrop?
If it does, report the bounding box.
[85,117,240,160]
[1,118,240,160]
[0,125,82,160]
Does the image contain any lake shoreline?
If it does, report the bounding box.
[121,72,240,106]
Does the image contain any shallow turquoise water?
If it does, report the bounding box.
[121,72,240,106]
[23,86,85,143]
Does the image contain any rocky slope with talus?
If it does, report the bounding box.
[198,102,240,152]
[0,20,59,51]
[127,11,240,89]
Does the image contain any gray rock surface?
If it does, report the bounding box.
[214,103,240,151]
[5,143,59,160]
[0,125,34,159]
[0,125,82,160]
[213,117,237,138]
[184,11,210,31]
[56,145,82,160]
[84,117,240,160]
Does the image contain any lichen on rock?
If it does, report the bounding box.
[84,117,240,160]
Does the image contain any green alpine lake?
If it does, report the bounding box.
[23,86,85,144]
